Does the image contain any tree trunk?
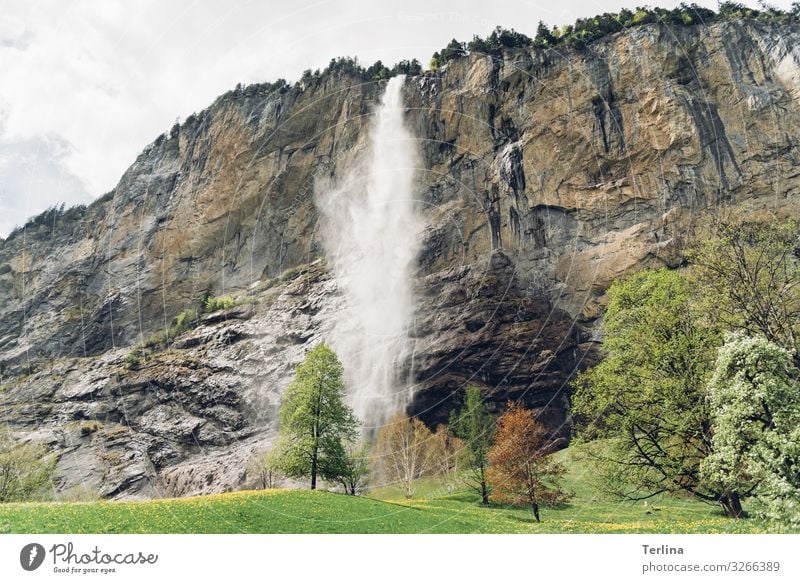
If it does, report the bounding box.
[310,447,318,490]
[479,464,490,505]
[529,489,541,522]
[720,492,744,518]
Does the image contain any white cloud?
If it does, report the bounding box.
[0,0,792,236]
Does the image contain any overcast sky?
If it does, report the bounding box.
[0,0,791,236]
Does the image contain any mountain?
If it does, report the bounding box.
[1,18,799,499]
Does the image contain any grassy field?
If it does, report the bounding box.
[0,446,792,534]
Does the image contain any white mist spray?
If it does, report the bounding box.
[317,75,421,431]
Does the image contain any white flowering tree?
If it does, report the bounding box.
[701,334,800,525]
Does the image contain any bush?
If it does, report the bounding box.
[78,421,102,437]
[0,433,55,502]
[279,264,306,281]
[174,307,199,330]
[122,351,141,370]
[140,292,242,350]
[204,296,237,313]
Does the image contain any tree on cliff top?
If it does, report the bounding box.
[487,403,570,522]
[273,344,359,489]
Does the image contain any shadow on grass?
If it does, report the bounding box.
[507,514,542,524]
[438,492,478,503]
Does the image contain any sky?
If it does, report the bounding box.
[0,0,793,237]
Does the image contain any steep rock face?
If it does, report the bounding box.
[1,20,800,498]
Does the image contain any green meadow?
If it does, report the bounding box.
[0,447,791,534]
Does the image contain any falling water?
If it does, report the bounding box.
[317,75,421,431]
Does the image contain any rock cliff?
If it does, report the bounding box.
[1,19,799,498]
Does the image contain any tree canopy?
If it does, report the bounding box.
[689,216,800,357]
[430,4,799,65]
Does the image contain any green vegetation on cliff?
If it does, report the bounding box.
[432,2,800,64]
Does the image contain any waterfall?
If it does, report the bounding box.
[317,75,421,432]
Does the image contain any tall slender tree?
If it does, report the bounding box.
[450,385,495,505]
[338,441,371,496]
[428,425,464,493]
[274,344,359,489]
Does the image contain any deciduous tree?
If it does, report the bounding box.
[428,425,464,493]
[273,344,359,489]
[689,216,800,356]
[487,403,569,522]
[701,334,800,524]
[338,441,371,496]
[571,269,739,513]
[374,413,435,498]
[247,448,282,490]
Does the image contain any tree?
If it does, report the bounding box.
[428,425,464,493]
[689,216,800,356]
[338,441,371,496]
[439,39,466,62]
[719,1,759,18]
[364,60,391,81]
[273,344,359,489]
[701,334,800,525]
[391,59,422,76]
[571,269,745,515]
[0,433,55,502]
[247,449,282,489]
[450,385,495,504]
[374,413,435,498]
[534,21,557,47]
[487,403,569,522]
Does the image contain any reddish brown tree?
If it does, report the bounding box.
[487,403,570,522]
